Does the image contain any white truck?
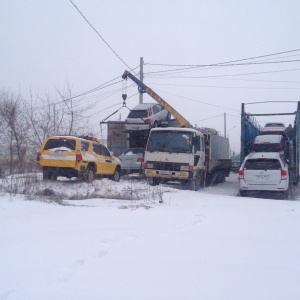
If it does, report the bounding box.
[122,71,231,190]
[143,127,231,190]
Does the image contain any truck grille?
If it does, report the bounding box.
[149,161,188,171]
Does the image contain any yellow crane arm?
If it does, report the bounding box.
[122,70,191,128]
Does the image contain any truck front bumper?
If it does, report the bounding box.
[145,169,190,179]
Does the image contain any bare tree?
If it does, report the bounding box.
[0,90,29,173]
[0,81,94,176]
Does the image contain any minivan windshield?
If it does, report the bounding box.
[147,130,193,153]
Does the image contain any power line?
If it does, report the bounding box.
[244,100,298,104]
[191,113,224,123]
[33,78,122,109]
[69,0,132,70]
[145,59,300,75]
[83,92,139,119]
[145,68,300,79]
[147,76,300,84]
[146,48,300,67]
[147,82,300,90]
[152,87,240,112]
[144,48,300,75]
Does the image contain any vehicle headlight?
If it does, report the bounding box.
[147,163,154,169]
[180,165,189,171]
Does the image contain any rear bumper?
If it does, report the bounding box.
[239,180,289,191]
[42,166,79,178]
[125,124,150,131]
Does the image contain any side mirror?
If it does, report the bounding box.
[110,151,114,157]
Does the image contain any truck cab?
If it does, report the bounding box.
[144,127,206,189]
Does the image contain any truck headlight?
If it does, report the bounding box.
[180,165,189,171]
[147,163,154,169]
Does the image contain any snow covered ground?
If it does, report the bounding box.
[1,173,300,300]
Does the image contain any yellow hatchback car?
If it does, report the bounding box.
[37,136,121,182]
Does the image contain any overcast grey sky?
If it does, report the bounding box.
[1,0,300,152]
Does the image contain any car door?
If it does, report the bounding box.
[243,158,282,185]
[154,104,167,124]
[93,143,116,175]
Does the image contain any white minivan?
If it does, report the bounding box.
[252,134,289,157]
[239,152,289,199]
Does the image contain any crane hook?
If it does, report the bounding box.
[122,78,127,105]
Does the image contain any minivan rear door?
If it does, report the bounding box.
[41,138,77,168]
[243,158,282,185]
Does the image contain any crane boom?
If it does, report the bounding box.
[122,70,191,128]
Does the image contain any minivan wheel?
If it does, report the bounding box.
[239,190,247,197]
[282,189,289,200]
[42,168,51,180]
[84,168,94,183]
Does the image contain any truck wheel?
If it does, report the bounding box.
[218,173,225,183]
[148,177,160,186]
[189,176,200,191]
[199,172,205,188]
[111,168,120,182]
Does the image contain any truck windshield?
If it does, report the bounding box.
[147,131,193,153]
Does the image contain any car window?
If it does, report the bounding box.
[44,139,76,151]
[152,105,159,114]
[125,148,144,155]
[93,144,101,155]
[253,143,283,152]
[201,137,205,151]
[100,145,110,156]
[244,159,281,170]
[193,136,200,154]
[128,110,147,118]
[279,154,287,166]
[92,144,110,156]
[265,123,285,127]
[156,104,164,112]
[81,141,90,151]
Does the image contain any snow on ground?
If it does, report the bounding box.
[1,174,300,299]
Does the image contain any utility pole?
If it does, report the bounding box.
[139,57,144,104]
[224,112,226,138]
[53,103,56,135]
